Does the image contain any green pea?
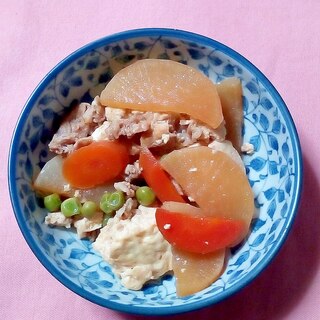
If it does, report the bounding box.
[44,193,61,212]
[136,186,156,206]
[81,201,97,218]
[108,191,125,211]
[61,197,81,217]
[100,193,113,214]
[100,191,125,214]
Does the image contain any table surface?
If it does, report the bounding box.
[2,1,320,319]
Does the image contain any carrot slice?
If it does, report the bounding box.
[156,208,246,254]
[139,148,185,203]
[62,141,129,189]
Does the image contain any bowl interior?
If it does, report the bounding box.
[9,29,302,315]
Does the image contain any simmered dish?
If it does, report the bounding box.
[34,59,254,296]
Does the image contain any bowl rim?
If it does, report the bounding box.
[8,27,303,315]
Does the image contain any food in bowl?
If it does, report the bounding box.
[9,28,302,315]
[34,58,254,296]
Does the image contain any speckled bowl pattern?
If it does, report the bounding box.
[8,29,302,315]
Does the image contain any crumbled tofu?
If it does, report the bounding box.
[91,122,109,141]
[45,212,72,228]
[73,211,103,239]
[241,142,255,155]
[161,133,170,144]
[93,205,172,290]
[63,184,71,192]
[105,105,126,120]
[179,119,191,126]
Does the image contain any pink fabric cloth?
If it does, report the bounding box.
[1,1,320,319]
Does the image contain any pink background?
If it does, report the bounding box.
[1,1,320,319]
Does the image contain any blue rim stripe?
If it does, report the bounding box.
[8,28,303,316]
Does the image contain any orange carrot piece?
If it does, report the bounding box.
[139,148,185,203]
[156,208,246,254]
[62,141,129,189]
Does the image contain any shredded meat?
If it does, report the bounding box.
[49,99,226,157]
[139,113,177,148]
[44,212,72,228]
[176,119,226,147]
[124,160,142,183]
[73,211,103,239]
[115,198,138,220]
[92,107,225,153]
[114,181,137,198]
[49,96,105,154]
[92,109,177,142]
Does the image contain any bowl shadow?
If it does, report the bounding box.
[105,153,319,320]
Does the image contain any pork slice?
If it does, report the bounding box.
[49,96,105,154]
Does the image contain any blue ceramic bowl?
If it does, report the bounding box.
[8,28,303,315]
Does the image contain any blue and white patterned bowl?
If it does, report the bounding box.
[8,28,303,315]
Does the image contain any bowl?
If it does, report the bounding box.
[8,28,303,315]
